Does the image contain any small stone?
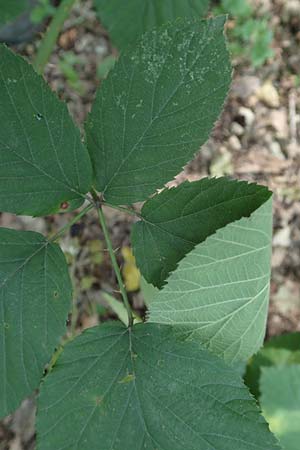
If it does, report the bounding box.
[284,0,300,18]
[228,135,242,151]
[257,81,280,108]
[210,147,234,177]
[238,106,255,128]
[231,122,244,136]
[269,109,289,139]
[273,227,291,247]
[272,247,286,268]
[19,216,46,234]
[269,141,285,160]
[286,142,299,158]
[233,76,260,99]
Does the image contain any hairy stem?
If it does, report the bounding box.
[96,206,134,327]
[33,0,77,74]
[49,203,93,242]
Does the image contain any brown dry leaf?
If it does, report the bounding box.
[58,28,78,50]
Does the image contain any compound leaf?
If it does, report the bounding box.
[132,178,271,288]
[94,0,210,50]
[86,17,231,205]
[0,45,92,216]
[149,197,273,363]
[0,228,72,418]
[260,365,300,450]
[37,322,279,450]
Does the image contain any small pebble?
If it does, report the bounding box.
[257,82,280,108]
[228,135,242,151]
[231,122,244,136]
[238,106,255,128]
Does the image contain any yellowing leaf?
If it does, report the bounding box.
[88,239,103,265]
[121,246,140,292]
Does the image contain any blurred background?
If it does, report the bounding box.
[0,0,299,448]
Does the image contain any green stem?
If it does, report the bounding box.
[90,188,139,218]
[33,0,77,74]
[96,206,134,327]
[49,203,93,242]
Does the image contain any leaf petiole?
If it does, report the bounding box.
[96,206,134,328]
[103,202,141,218]
[49,203,94,243]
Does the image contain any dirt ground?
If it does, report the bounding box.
[0,0,299,448]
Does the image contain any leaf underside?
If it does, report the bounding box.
[0,45,92,216]
[37,322,279,450]
[148,198,273,363]
[132,177,271,288]
[85,17,231,205]
[0,228,72,418]
[260,365,300,450]
[94,0,210,50]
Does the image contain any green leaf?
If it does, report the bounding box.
[264,332,300,351]
[0,45,92,216]
[37,322,279,450]
[222,0,253,18]
[260,365,300,450]
[30,0,56,24]
[97,55,117,79]
[140,276,159,307]
[86,17,231,205]
[0,228,72,418]
[244,332,300,398]
[132,178,271,288]
[94,0,210,50]
[0,0,30,25]
[149,197,273,363]
[102,292,142,326]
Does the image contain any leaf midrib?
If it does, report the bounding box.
[0,242,48,290]
[0,64,86,200]
[129,331,268,450]
[102,23,221,196]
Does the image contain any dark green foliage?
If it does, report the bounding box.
[86,17,231,205]
[0,14,278,450]
[37,322,280,450]
[0,228,72,418]
[0,45,92,216]
[94,0,210,50]
[132,177,271,288]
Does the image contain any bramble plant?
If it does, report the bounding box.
[0,16,281,450]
